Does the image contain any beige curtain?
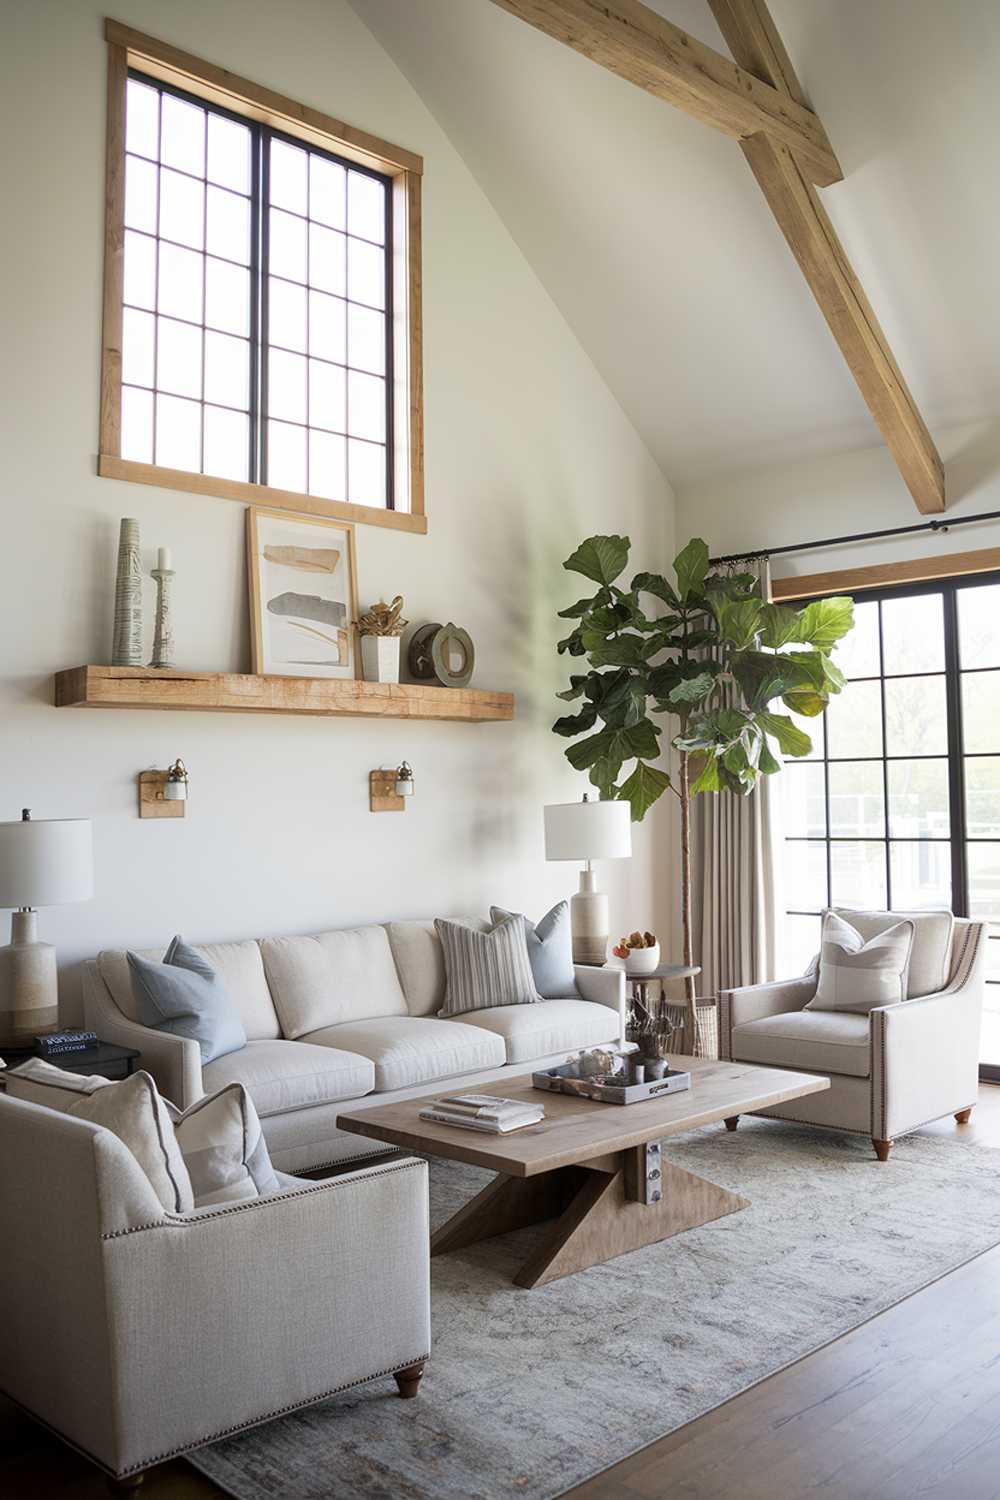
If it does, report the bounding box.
[692,557,782,997]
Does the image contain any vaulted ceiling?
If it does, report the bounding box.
[353,0,1000,494]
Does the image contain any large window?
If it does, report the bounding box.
[102,22,424,532]
[780,575,1000,1075]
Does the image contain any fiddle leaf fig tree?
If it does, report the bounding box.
[554,535,854,1042]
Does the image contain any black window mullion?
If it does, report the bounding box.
[943,584,970,916]
[877,599,892,909]
[383,169,395,510]
[258,128,271,486]
[247,121,264,485]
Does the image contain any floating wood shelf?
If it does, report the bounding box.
[54,666,514,723]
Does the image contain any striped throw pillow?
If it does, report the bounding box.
[806,912,915,1014]
[166,1083,279,1208]
[435,913,541,1017]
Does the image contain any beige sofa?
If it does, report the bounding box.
[83,918,624,1173]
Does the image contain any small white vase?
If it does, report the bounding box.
[625,942,661,976]
[361,634,401,683]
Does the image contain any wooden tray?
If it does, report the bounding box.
[532,1062,692,1105]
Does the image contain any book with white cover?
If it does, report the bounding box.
[437,1094,533,1118]
[419,1105,544,1134]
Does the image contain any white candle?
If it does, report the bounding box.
[157,546,172,572]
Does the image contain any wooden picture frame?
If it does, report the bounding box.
[247,506,359,678]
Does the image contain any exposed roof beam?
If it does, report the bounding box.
[487,0,842,187]
[707,0,944,513]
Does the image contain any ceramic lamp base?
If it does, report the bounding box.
[571,870,609,966]
[0,910,58,1043]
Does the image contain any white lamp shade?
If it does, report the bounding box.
[544,799,632,862]
[0,819,94,908]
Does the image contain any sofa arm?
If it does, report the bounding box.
[718,973,818,1060]
[102,1156,431,1476]
[82,961,203,1108]
[574,964,626,1044]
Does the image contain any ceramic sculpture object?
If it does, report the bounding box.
[407,622,475,688]
[150,566,175,669]
[111,518,143,666]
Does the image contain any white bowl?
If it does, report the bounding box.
[625,943,660,976]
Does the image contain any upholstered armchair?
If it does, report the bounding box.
[0,1092,430,1488]
[719,913,987,1161]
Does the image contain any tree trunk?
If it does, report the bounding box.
[678,749,699,1056]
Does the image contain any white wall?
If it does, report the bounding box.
[0,0,675,1022]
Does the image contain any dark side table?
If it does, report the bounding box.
[1,1042,140,1080]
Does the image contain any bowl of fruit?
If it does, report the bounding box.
[613,930,661,976]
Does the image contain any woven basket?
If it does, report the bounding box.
[659,997,718,1060]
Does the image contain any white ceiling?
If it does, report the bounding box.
[353,0,1000,491]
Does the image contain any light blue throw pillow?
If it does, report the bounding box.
[490,902,579,999]
[128,937,247,1065]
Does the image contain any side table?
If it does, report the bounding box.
[0,1041,140,1081]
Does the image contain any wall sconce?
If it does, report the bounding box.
[139,759,190,819]
[370,761,415,813]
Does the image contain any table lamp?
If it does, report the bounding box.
[0,811,94,1043]
[543,794,632,965]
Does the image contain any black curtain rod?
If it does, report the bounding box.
[710,506,1000,567]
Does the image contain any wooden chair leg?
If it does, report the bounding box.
[723,1116,739,1132]
[394,1361,426,1399]
[873,1138,892,1163]
[955,1107,974,1125]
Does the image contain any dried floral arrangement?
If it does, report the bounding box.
[613,930,657,960]
[358,595,408,637]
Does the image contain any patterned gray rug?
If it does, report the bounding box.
[189,1119,1000,1500]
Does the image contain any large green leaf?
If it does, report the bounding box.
[564,535,630,587]
[556,629,585,656]
[564,719,659,776]
[556,594,601,620]
[758,738,780,775]
[673,537,711,600]
[757,602,803,649]
[580,628,658,669]
[618,762,671,820]
[631,571,679,607]
[555,674,590,702]
[797,596,855,651]
[667,671,717,705]
[595,671,648,729]
[552,705,598,737]
[712,597,764,649]
[758,710,813,757]
[689,755,721,795]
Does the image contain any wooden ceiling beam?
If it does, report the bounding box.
[487,0,842,186]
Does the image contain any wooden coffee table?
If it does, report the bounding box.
[337,1057,829,1287]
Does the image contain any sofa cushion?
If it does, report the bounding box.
[435,914,540,1017]
[731,1009,871,1078]
[458,998,619,1065]
[202,1038,375,1118]
[833,907,953,998]
[490,903,579,999]
[261,926,407,1038]
[806,912,914,1014]
[128,937,247,1063]
[385,917,489,1016]
[99,939,280,1040]
[167,1083,279,1206]
[304,1016,506,1093]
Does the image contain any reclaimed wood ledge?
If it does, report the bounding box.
[54,666,515,723]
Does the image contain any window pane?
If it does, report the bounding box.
[779,913,822,977]
[826,680,882,759]
[158,167,204,251]
[834,599,879,680]
[347,303,385,376]
[881,593,944,675]
[122,308,155,387]
[126,79,159,159]
[889,842,952,910]
[347,237,384,309]
[958,582,1000,670]
[121,386,153,462]
[206,258,250,336]
[962,671,1000,754]
[347,370,385,442]
[124,154,158,234]
[207,114,250,194]
[781,762,825,838]
[309,429,346,501]
[348,437,386,506]
[310,155,346,229]
[785,840,828,909]
[884,676,948,756]
[830,842,887,909]
[968,843,1000,919]
[270,139,307,214]
[123,230,156,310]
[203,330,249,410]
[348,170,385,243]
[309,359,346,433]
[828,762,885,837]
[888,759,950,838]
[158,241,203,323]
[206,186,250,264]
[309,290,346,363]
[270,210,307,284]
[160,94,205,177]
[269,277,307,352]
[267,419,306,493]
[309,223,346,296]
[155,393,201,472]
[966,758,1000,839]
[156,316,202,399]
[203,405,248,481]
[267,347,307,424]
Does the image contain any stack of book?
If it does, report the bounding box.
[35,1030,99,1056]
[418,1093,545,1134]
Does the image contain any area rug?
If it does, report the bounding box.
[189,1119,1000,1500]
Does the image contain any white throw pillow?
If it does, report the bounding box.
[805,912,915,1014]
[166,1083,279,1208]
[3,1059,194,1212]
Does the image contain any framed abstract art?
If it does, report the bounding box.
[247,507,359,677]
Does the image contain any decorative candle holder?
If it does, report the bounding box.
[150,567,176,669]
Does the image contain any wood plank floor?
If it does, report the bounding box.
[3,1087,998,1498]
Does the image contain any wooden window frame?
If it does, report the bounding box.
[772,546,1000,601]
[100,19,425,535]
